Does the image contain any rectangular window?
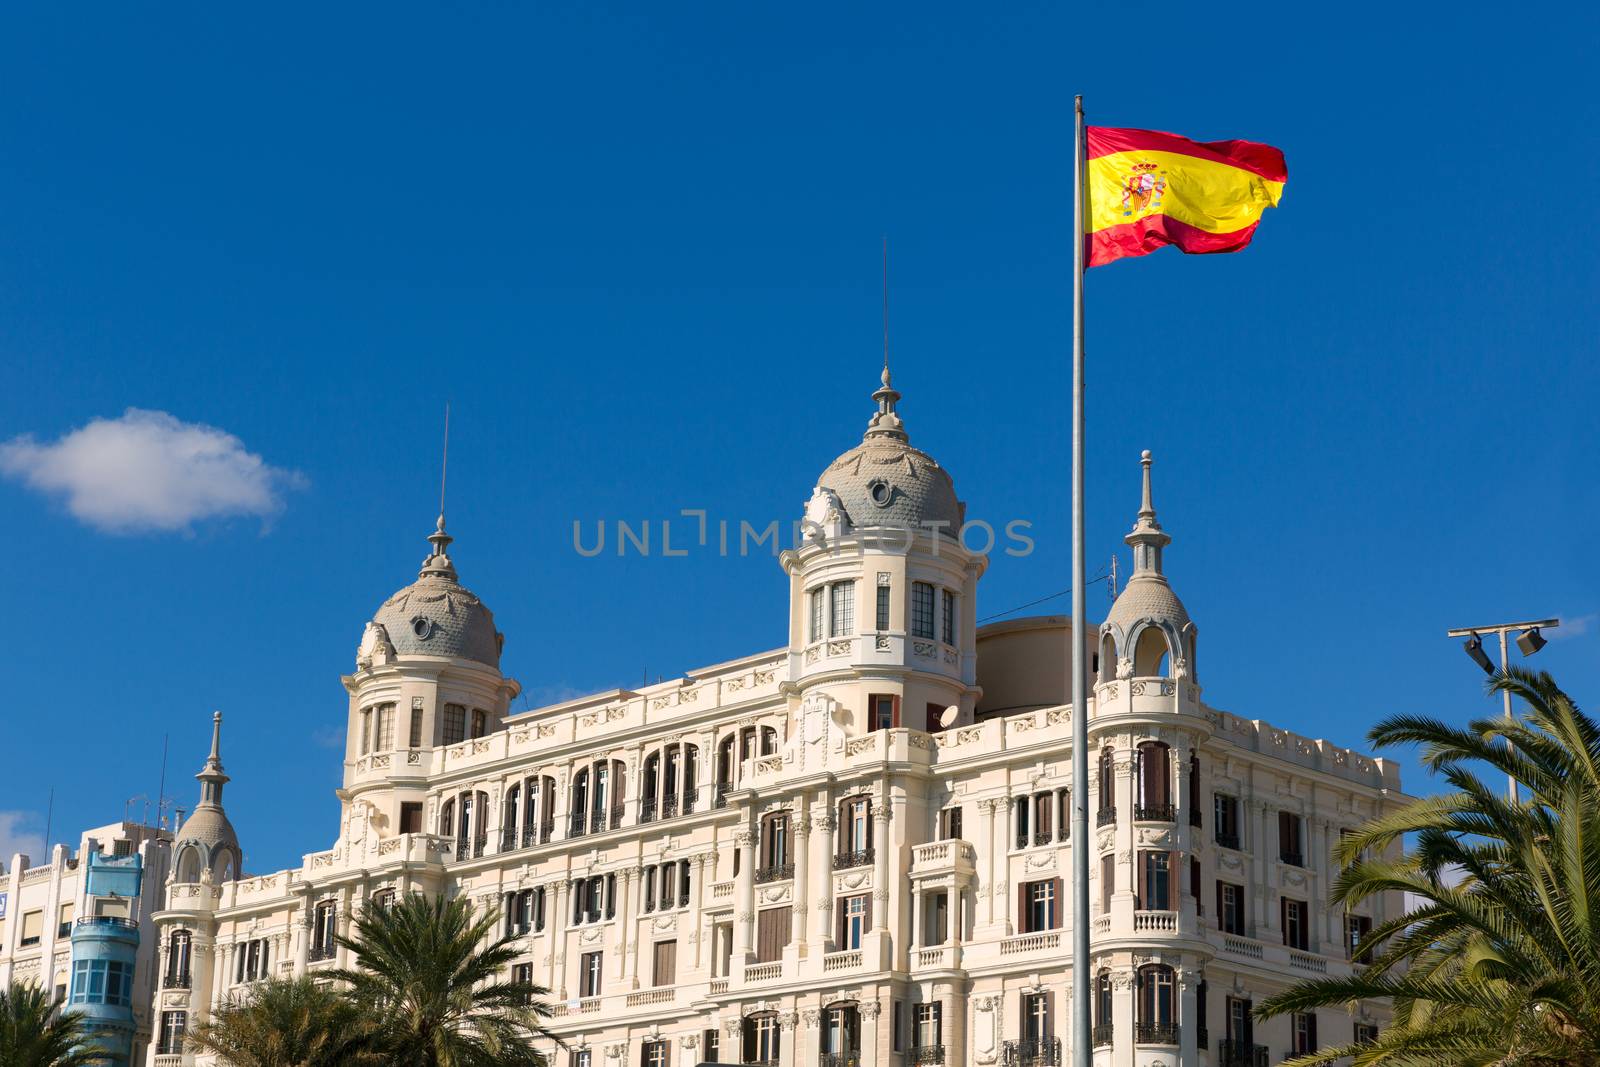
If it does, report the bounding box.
[911,582,935,639]
[409,705,424,748]
[702,1030,719,1062]
[652,940,677,987]
[1292,1012,1318,1055]
[941,589,956,644]
[1283,897,1309,950]
[642,1040,668,1067]
[1023,992,1052,1041]
[840,894,870,949]
[572,1051,592,1067]
[1099,853,1114,914]
[1279,810,1304,866]
[842,796,872,853]
[1217,881,1245,935]
[374,704,394,751]
[876,583,891,630]
[762,813,790,868]
[361,708,371,754]
[1139,851,1171,911]
[1346,914,1373,963]
[938,806,963,841]
[158,1011,188,1055]
[809,587,825,642]
[400,802,423,835]
[20,909,42,947]
[829,581,855,637]
[916,1002,943,1049]
[869,694,897,732]
[1225,997,1253,1043]
[1213,793,1240,847]
[755,906,790,963]
[1354,1023,1379,1046]
[578,951,603,997]
[442,704,466,746]
[1022,878,1059,932]
[57,902,73,939]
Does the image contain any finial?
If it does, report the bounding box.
[1125,448,1171,573]
[866,368,906,441]
[420,513,458,580]
[209,711,222,762]
[1139,450,1155,520]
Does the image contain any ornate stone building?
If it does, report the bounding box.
[145,372,1404,1067]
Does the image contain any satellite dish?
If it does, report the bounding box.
[938,705,960,729]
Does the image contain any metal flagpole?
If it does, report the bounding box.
[1070,93,1091,1067]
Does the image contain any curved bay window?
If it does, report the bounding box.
[743,1011,782,1066]
[439,790,489,860]
[569,760,626,838]
[1136,964,1179,1045]
[1135,741,1174,822]
[502,775,556,850]
[641,742,699,823]
[1097,745,1117,826]
[163,929,192,989]
[821,1002,861,1067]
[715,725,778,806]
[834,795,874,869]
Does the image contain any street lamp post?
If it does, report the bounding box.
[1445,617,1560,802]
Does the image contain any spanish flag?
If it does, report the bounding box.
[1087,127,1286,268]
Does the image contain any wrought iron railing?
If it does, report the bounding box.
[1097,806,1117,827]
[1134,803,1176,822]
[640,798,658,824]
[910,1045,946,1065]
[1136,1022,1180,1044]
[1215,831,1240,850]
[818,1054,861,1067]
[1092,1024,1114,1048]
[1218,1038,1270,1067]
[1033,830,1056,846]
[163,971,191,990]
[568,814,588,838]
[1003,1037,1062,1065]
[662,794,679,820]
[754,862,794,884]
[308,943,337,962]
[833,848,874,870]
[1280,850,1304,867]
[715,783,732,808]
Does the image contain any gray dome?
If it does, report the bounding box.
[816,369,965,534]
[174,806,239,854]
[1104,575,1190,636]
[173,712,242,883]
[367,516,503,669]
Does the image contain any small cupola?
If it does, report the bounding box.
[1101,451,1196,682]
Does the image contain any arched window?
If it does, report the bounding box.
[164,929,192,989]
[310,900,337,962]
[174,845,201,884]
[570,761,626,837]
[642,743,699,822]
[216,850,236,882]
[761,726,778,755]
[519,775,556,847]
[757,812,792,879]
[1094,972,1114,1044]
[440,790,488,859]
[370,889,396,910]
[470,709,488,738]
[501,784,521,850]
[1186,629,1198,679]
[1097,746,1117,825]
[743,1011,781,1064]
[439,798,455,838]
[1099,633,1117,683]
[1136,964,1178,1043]
[822,1003,861,1058]
[1135,741,1173,820]
[716,735,736,804]
[1133,625,1173,677]
[836,796,873,867]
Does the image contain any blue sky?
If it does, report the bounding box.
[1,3,1595,874]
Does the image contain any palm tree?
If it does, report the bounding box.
[1258,668,1600,1066]
[0,983,105,1067]
[328,891,558,1067]
[187,975,382,1067]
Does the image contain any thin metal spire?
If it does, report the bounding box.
[439,402,451,522]
[882,235,890,378]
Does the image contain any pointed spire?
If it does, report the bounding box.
[1125,449,1172,576]
[865,365,908,441]
[195,711,230,808]
[419,513,459,581]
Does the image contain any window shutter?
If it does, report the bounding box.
[1215,880,1223,926]
[1017,882,1029,932]
[864,893,873,932]
[1280,897,1288,944]
[1050,878,1064,928]
[1243,999,1254,1045]
[1308,1012,1318,1050]
[891,695,901,728]
[866,800,875,851]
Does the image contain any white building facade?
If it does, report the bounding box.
[145,373,1404,1067]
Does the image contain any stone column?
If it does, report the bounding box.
[1113,968,1136,1067]
[869,800,892,969]
[694,854,710,969]
[811,806,836,952]
[1179,966,1199,1064]
[791,815,811,951]
[734,829,757,961]
[1249,798,1269,936]
[974,798,996,928]
[547,881,567,997]
[778,1011,799,1067]
[617,868,635,989]
[861,998,883,1066]
[992,800,1011,934]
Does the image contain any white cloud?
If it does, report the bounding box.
[0,408,305,534]
[0,811,46,865]
[311,725,345,750]
[1549,613,1596,641]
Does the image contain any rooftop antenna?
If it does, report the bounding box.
[882,235,890,377]
[1108,555,1119,601]
[439,402,451,521]
[155,733,169,830]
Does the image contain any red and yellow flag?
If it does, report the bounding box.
[1086,126,1286,267]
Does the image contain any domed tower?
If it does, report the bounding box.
[171,712,242,884]
[781,369,986,764]
[341,516,519,858]
[1098,450,1197,688]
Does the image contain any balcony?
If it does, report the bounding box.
[1003,1037,1061,1066]
[454,838,485,862]
[639,798,658,824]
[1217,1038,1269,1067]
[1136,1022,1180,1045]
[521,823,553,848]
[1134,803,1176,822]
[715,783,732,809]
[910,1045,946,1065]
[1096,806,1117,827]
[308,944,337,963]
[833,848,874,871]
[1215,831,1240,850]
[1000,931,1060,955]
[818,1055,861,1067]
[1092,1024,1114,1048]
[745,961,782,982]
[754,862,794,884]
[162,971,191,990]
[822,949,861,973]
[1280,851,1304,868]
[1133,910,1177,932]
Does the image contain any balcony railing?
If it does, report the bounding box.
[308,944,337,963]
[1092,1024,1114,1048]
[754,862,794,884]
[1097,806,1117,827]
[1134,803,1176,822]
[1215,831,1240,850]
[910,1045,946,1065]
[455,838,485,861]
[1136,1022,1180,1045]
[521,823,553,848]
[715,783,732,808]
[833,848,874,871]
[1003,1037,1062,1066]
[661,794,680,820]
[163,971,191,990]
[640,798,658,824]
[818,1054,861,1067]
[1280,850,1304,867]
[569,814,588,838]
[76,915,139,931]
[1218,1038,1270,1067]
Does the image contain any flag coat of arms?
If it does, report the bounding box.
[1086,126,1287,267]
